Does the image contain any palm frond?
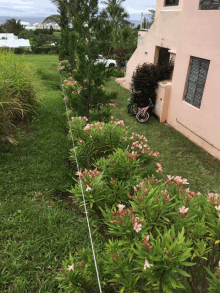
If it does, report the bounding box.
[42,15,61,25]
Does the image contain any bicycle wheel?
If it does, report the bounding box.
[136,110,150,123]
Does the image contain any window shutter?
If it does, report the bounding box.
[199,0,220,9]
[185,57,210,109]
[193,59,210,108]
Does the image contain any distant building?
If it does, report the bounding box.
[20,21,35,31]
[33,23,61,30]
[20,21,31,27]
[0,33,30,48]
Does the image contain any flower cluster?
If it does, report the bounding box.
[207,193,220,217]
[63,79,74,87]
[166,175,189,186]
[110,204,144,233]
[76,168,100,181]
[207,193,220,206]
[71,116,88,122]
[110,120,125,127]
[128,132,159,157]
[58,60,71,72]
[161,189,170,204]
[83,121,105,132]
[125,150,139,161]
[110,204,134,225]
[76,168,100,192]
[155,162,163,174]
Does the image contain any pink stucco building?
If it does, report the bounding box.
[125,0,220,160]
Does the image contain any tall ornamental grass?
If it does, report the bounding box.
[0,48,37,137]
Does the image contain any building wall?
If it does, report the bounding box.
[155,0,184,19]
[125,0,220,159]
[167,0,220,159]
[125,10,183,89]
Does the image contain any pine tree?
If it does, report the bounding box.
[69,0,115,121]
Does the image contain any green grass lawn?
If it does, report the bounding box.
[106,76,220,194]
[0,55,88,292]
[0,55,219,292]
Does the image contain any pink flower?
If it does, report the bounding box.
[67,264,74,271]
[117,204,125,212]
[143,257,153,270]
[133,222,142,233]
[76,171,83,178]
[111,116,113,120]
[83,124,91,131]
[215,205,220,211]
[86,184,91,192]
[179,206,189,214]
[83,116,88,122]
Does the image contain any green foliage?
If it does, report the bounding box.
[68,117,128,168]
[68,31,77,71]
[31,45,59,55]
[0,49,38,137]
[58,0,69,61]
[18,29,35,40]
[59,28,69,61]
[0,18,25,36]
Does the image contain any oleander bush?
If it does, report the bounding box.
[58,115,220,293]
[0,48,38,138]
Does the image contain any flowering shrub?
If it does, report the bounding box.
[60,172,220,292]
[59,115,220,292]
[58,59,71,73]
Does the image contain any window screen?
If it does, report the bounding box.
[199,0,220,9]
[184,57,210,109]
[165,0,179,6]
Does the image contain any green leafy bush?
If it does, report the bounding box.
[0,48,38,137]
[31,46,59,54]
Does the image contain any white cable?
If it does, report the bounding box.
[59,74,103,293]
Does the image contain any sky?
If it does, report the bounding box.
[0,0,156,20]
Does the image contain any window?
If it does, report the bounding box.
[165,0,179,6]
[199,0,220,10]
[184,57,210,109]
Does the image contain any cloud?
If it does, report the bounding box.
[126,7,154,14]
[0,0,34,3]
[13,6,34,9]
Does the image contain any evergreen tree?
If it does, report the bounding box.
[69,0,115,121]
[58,0,69,61]
[0,18,25,36]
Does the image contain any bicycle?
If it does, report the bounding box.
[127,98,153,123]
